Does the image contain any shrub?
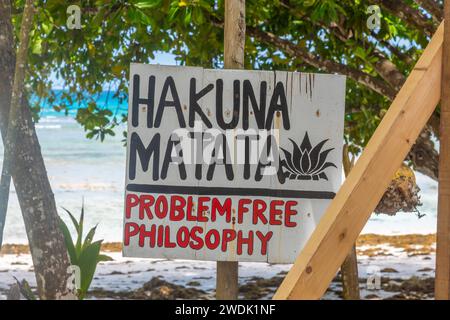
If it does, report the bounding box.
[59,204,112,299]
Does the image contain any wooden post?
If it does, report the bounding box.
[216,0,245,300]
[436,1,450,300]
[273,22,443,300]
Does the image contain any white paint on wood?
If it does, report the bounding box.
[123,64,346,263]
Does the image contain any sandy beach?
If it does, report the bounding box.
[0,234,436,300]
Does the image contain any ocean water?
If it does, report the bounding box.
[0,96,439,244]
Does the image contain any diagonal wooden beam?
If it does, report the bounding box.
[273,22,444,300]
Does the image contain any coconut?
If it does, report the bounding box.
[374,164,422,216]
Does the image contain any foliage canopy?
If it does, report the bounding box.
[12,0,443,178]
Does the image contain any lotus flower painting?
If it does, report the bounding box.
[280,132,337,181]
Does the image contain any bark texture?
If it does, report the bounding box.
[408,128,439,180]
[340,146,360,300]
[0,0,75,299]
[341,245,360,300]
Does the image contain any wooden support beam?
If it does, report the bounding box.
[436,4,450,300]
[273,22,444,300]
[216,0,245,300]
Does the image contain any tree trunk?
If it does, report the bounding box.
[0,0,33,246]
[340,145,360,299]
[0,0,76,299]
[341,245,360,299]
[409,127,439,180]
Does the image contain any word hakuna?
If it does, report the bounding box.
[129,74,292,182]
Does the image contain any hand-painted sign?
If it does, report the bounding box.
[123,64,346,263]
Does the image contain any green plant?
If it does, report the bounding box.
[58,204,112,300]
[8,277,37,300]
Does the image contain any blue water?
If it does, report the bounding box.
[0,94,440,243]
[1,94,128,243]
[31,90,128,118]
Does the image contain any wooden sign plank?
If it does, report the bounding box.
[436,4,450,300]
[123,65,346,263]
[273,22,444,300]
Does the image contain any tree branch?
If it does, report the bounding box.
[211,13,439,181]
[278,0,405,90]
[246,25,397,99]
[377,39,415,65]
[372,0,437,37]
[413,0,443,23]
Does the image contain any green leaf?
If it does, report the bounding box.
[184,8,192,25]
[82,225,98,250]
[58,204,111,299]
[32,38,42,55]
[76,202,85,253]
[135,0,163,9]
[192,7,204,24]
[77,240,103,300]
[58,216,78,263]
[168,6,179,22]
[61,207,80,233]
[136,9,154,26]
[98,254,114,262]
[15,278,37,300]
[354,47,367,60]
[127,8,139,24]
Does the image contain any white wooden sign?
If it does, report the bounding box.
[123,64,346,263]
